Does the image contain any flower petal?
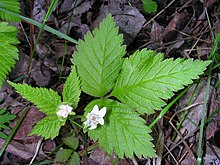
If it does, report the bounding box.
[91,105,99,114]
[89,123,97,130]
[99,107,106,117]
[98,118,104,125]
[84,120,90,127]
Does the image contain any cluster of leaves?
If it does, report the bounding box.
[0,0,20,141]
[0,108,16,139]
[55,134,80,165]
[72,14,210,158]
[10,14,210,159]
[8,68,81,139]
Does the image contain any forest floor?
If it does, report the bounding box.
[0,0,220,164]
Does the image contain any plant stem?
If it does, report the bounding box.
[149,86,191,129]
[26,0,59,75]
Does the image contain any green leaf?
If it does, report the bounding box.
[0,108,7,115]
[29,115,66,139]
[0,113,16,123]
[0,108,16,139]
[55,149,73,163]
[0,22,19,88]
[0,109,16,123]
[112,49,211,114]
[0,123,10,130]
[62,67,81,109]
[0,0,20,21]
[72,14,126,97]
[8,82,61,115]
[0,132,7,139]
[69,152,80,165]
[84,99,156,158]
[142,0,157,13]
[62,135,79,150]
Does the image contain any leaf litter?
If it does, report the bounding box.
[1,0,220,164]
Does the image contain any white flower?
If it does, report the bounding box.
[84,105,106,130]
[56,104,73,118]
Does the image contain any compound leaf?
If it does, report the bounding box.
[62,67,81,109]
[62,134,79,150]
[8,82,61,115]
[0,22,19,88]
[72,14,126,97]
[69,152,80,165]
[84,99,156,158]
[112,49,211,114]
[55,149,73,163]
[29,115,66,139]
[0,0,20,21]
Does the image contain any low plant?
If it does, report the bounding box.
[55,134,80,164]
[0,108,16,139]
[9,14,211,159]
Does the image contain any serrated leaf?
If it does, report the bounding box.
[8,82,61,115]
[0,132,7,139]
[29,115,66,139]
[72,14,126,97]
[112,49,211,114]
[62,67,81,109]
[142,0,157,13]
[0,108,7,115]
[0,123,10,130]
[55,149,73,163]
[0,0,20,21]
[0,22,19,88]
[0,113,16,123]
[62,135,79,150]
[69,152,80,165]
[84,99,156,158]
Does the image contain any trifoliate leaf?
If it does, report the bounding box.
[8,82,61,115]
[69,152,80,165]
[29,115,65,139]
[72,14,126,97]
[62,135,79,150]
[142,0,157,13]
[55,149,73,163]
[62,67,81,109]
[0,0,20,21]
[84,99,156,158]
[0,22,19,89]
[112,49,211,114]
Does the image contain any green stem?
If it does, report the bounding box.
[59,0,78,77]
[149,86,191,129]
[0,8,78,44]
[26,0,59,75]
[69,118,83,129]
[197,32,220,164]
[197,66,211,165]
